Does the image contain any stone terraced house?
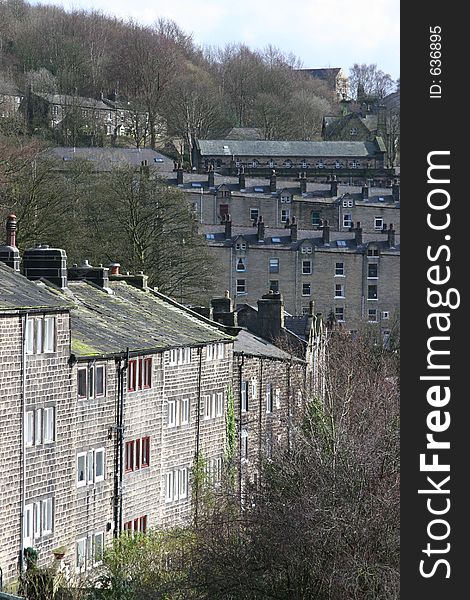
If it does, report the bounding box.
[0,215,322,588]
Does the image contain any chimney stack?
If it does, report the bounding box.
[299,172,307,194]
[208,164,215,188]
[330,175,338,197]
[269,170,277,193]
[321,219,330,246]
[176,162,184,186]
[387,223,396,248]
[257,216,265,242]
[238,166,246,191]
[354,221,363,245]
[224,214,232,239]
[392,181,400,203]
[290,216,298,242]
[361,183,369,199]
[23,245,68,289]
[68,260,111,289]
[0,214,20,271]
[211,291,238,327]
[257,291,284,341]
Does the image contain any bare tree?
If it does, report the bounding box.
[349,63,395,100]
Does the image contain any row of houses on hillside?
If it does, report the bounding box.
[0,215,325,587]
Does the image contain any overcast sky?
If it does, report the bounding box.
[29,0,400,81]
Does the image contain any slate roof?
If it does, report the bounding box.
[62,280,232,358]
[203,226,400,252]
[196,139,381,158]
[0,262,69,312]
[234,328,303,361]
[48,147,173,172]
[35,92,110,111]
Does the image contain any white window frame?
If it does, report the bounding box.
[335,262,345,276]
[236,279,246,295]
[179,467,188,499]
[368,309,378,323]
[281,208,290,223]
[302,260,312,275]
[167,400,176,428]
[25,318,34,354]
[335,307,345,322]
[25,410,34,447]
[42,497,53,535]
[95,448,105,482]
[335,284,345,298]
[275,388,281,410]
[181,398,190,425]
[216,392,224,417]
[241,429,248,461]
[43,407,55,443]
[203,395,211,420]
[302,283,311,297]
[35,318,43,354]
[95,364,105,397]
[251,378,258,399]
[368,263,379,279]
[165,471,174,503]
[33,501,41,539]
[236,257,246,272]
[241,381,248,412]
[23,503,33,548]
[44,317,55,353]
[382,311,390,320]
[343,213,352,228]
[217,343,225,360]
[77,452,87,488]
[87,450,94,484]
[76,537,86,572]
[93,532,105,565]
[374,217,384,230]
[77,367,88,399]
[266,384,273,413]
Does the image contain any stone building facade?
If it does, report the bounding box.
[204,221,400,335]
[169,168,400,235]
[1,234,320,587]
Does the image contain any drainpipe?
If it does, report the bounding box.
[287,361,291,453]
[258,358,263,480]
[113,351,127,537]
[238,353,245,502]
[20,314,28,573]
[194,347,203,526]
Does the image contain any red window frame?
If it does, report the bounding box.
[125,440,134,472]
[141,437,150,467]
[135,439,141,470]
[143,358,152,389]
[139,515,147,533]
[128,360,137,392]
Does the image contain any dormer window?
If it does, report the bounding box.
[280,195,291,204]
[235,242,247,251]
[251,159,259,168]
[350,128,357,136]
[367,247,380,257]
[268,159,275,168]
[301,246,312,254]
[301,159,308,169]
[284,160,293,168]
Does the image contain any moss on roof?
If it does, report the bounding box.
[68,280,233,357]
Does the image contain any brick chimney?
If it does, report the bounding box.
[0,214,20,271]
[330,175,338,197]
[321,219,330,246]
[392,181,400,203]
[176,162,184,186]
[387,223,396,248]
[257,216,265,242]
[299,172,307,194]
[224,214,232,239]
[290,216,298,242]
[257,291,284,341]
[23,245,68,289]
[269,169,277,193]
[354,221,363,245]
[208,164,215,189]
[211,291,238,327]
[238,166,246,191]
[361,183,369,199]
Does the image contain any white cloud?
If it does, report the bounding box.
[29,0,399,78]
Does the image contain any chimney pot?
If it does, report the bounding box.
[109,262,120,275]
[6,214,17,247]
